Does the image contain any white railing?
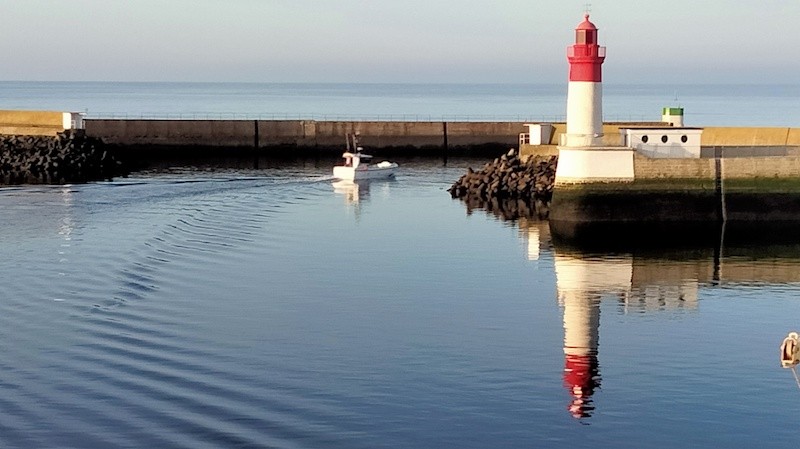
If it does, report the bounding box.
[83,112,570,122]
[83,112,655,123]
[85,112,654,122]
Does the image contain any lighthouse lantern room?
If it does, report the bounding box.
[564,14,606,147]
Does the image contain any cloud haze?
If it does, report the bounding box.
[2,0,798,83]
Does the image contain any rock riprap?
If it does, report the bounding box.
[448,149,557,218]
[0,131,127,185]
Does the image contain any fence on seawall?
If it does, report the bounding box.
[84,112,657,123]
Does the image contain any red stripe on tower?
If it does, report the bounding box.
[567,15,606,82]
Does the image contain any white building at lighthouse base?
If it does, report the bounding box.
[555,146,635,184]
[553,125,705,185]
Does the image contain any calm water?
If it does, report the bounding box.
[3,82,800,447]
[2,81,800,126]
[2,160,800,448]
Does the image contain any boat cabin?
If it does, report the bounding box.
[341,148,373,168]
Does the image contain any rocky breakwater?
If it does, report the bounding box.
[0,131,127,185]
[448,149,557,220]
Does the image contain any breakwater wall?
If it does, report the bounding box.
[549,147,800,244]
[446,140,800,239]
[0,132,127,185]
[518,125,800,160]
[84,119,527,156]
[83,119,800,159]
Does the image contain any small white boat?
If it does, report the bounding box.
[333,134,398,181]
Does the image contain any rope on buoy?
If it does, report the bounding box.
[791,366,800,390]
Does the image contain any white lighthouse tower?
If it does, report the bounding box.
[564,14,606,147]
[554,14,634,185]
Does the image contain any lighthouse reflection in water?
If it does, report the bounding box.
[520,220,701,420]
[557,260,603,420]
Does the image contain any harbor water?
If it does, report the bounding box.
[2,159,800,448]
[1,82,800,448]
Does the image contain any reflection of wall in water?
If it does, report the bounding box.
[555,254,702,313]
[521,218,705,312]
[518,218,551,261]
[522,219,706,419]
[627,258,704,312]
[556,252,800,313]
[0,187,77,243]
[520,217,800,420]
[716,256,800,285]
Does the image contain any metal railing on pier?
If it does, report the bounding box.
[84,112,653,123]
[84,112,567,122]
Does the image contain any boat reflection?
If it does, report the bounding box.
[332,179,370,206]
[332,178,395,219]
[519,218,800,420]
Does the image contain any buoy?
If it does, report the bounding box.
[780,331,800,368]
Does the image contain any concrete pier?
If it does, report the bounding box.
[83,119,527,156]
[548,149,800,244]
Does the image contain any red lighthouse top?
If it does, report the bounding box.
[576,14,597,31]
[568,14,606,82]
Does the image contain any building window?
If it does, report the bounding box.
[641,135,649,143]
[661,135,668,143]
[681,135,688,143]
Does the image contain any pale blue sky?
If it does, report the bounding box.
[2,0,799,84]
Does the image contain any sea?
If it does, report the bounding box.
[1,82,800,448]
[3,81,800,126]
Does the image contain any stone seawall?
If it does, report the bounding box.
[449,142,800,233]
[548,150,800,244]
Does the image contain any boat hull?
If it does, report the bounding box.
[333,163,397,181]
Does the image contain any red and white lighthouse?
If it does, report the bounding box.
[564,14,606,147]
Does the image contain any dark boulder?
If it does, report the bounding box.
[0,131,128,185]
[448,148,557,219]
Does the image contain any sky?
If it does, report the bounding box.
[1,0,799,84]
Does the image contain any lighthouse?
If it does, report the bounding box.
[564,14,606,147]
[553,14,634,185]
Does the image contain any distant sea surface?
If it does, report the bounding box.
[2,81,800,126]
